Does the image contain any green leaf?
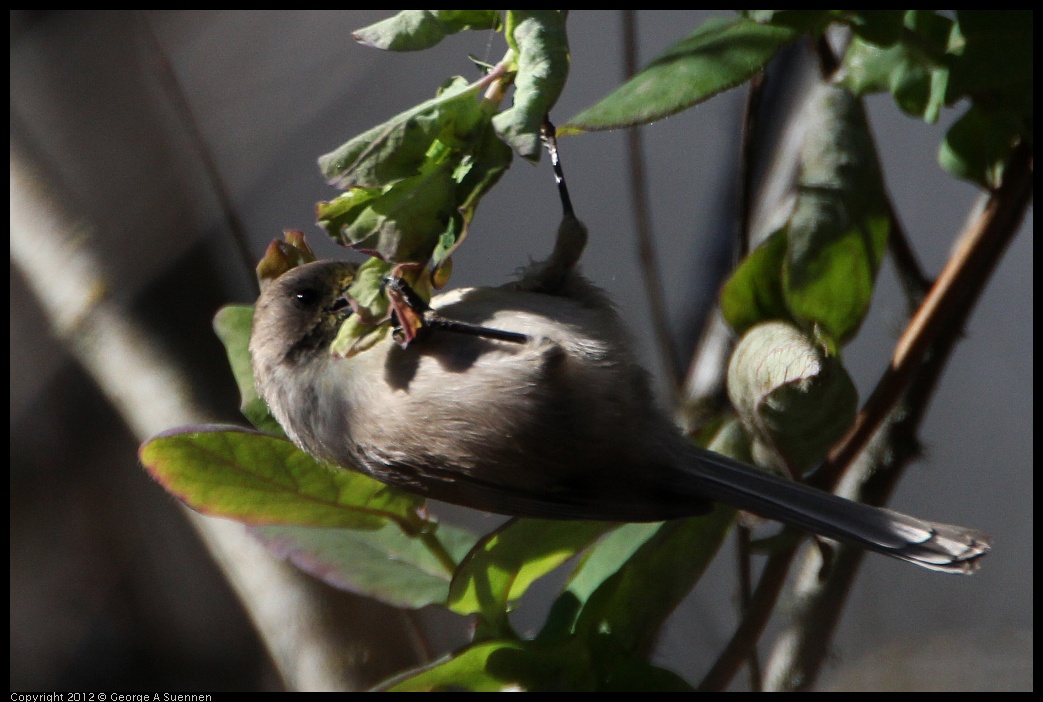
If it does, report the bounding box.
[596,658,695,692]
[840,11,953,123]
[719,228,792,334]
[571,511,734,658]
[741,10,830,33]
[492,10,570,159]
[561,16,799,134]
[447,519,616,630]
[315,187,381,243]
[834,10,905,47]
[561,523,661,615]
[321,160,459,263]
[947,11,1033,117]
[939,104,1024,190]
[318,75,487,190]
[545,423,748,650]
[727,321,857,472]
[432,125,515,269]
[382,640,581,692]
[212,305,284,436]
[353,10,502,52]
[252,521,478,609]
[139,427,428,534]
[325,257,393,357]
[783,84,890,345]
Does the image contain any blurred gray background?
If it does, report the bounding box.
[10,10,1032,691]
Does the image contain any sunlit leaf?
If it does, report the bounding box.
[562,15,799,134]
[318,75,487,190]
[783,84,890,345]
[140,427,427,534]
[382,640,565,692]
[354,10,502,52]
[492,10,570,159]
[719,228,792,335]
[322,160,458,263]
[432,126,515,267]
[447,519,615,626]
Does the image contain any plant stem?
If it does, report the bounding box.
[421,530,461,577]
[697,542,798,691]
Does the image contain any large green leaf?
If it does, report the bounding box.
[841,10,954,123]
[783,84,890,346]
[139,427,427,534]
[946,10,1033,117]
[353,10,502,52]
[447,519,616,631]
[383,640,577,691]
[719,229,792,335]
[561,15,799,134]
[541,423,749,649]
[320,160,458,263]
[569,510,734,658]
[939,104,1025,191]
[937,12,1032,189]
[381,638,693,691]
[721,86,889,346]
[433,124,515,268]
[318,75,488,190]
[252,521,478,609]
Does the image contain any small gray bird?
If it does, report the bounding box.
[248,208,990,574]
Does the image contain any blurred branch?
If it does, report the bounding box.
[698,541,797,691]
[10,135,427,691]
[622,10,684,395]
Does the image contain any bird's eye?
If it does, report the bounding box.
[293,288,319,307]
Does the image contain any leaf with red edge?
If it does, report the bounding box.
[139,426,428,534]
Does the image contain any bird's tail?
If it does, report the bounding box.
[681,445,991,574]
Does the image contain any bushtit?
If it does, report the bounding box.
[248,204,991,574]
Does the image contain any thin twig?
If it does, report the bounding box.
[621,10,685,393]
[735,526,763,690]
[697,542,798,691]
[886,207,932,311]
[736,71,765,261]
